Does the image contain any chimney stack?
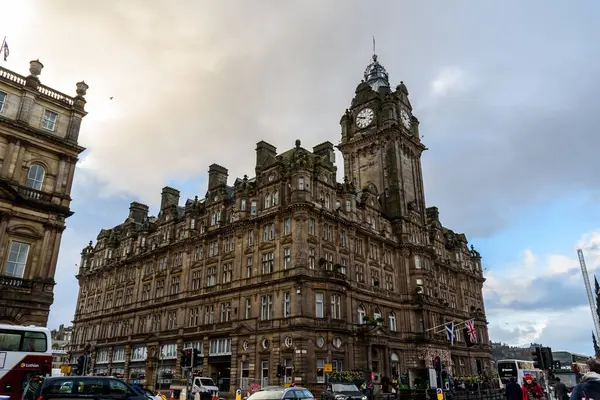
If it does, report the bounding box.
[256,141,277,171]
[208,164,228,190]
[128,202,149,223]
[160,187,180,211]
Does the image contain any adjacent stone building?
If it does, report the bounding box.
[0,60,88,326]
[70,54,491,393]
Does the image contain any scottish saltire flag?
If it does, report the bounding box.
[445,321,455,345]
[465,319,477,343]
[2,39,8,61]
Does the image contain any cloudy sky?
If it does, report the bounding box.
[3,0,600,355]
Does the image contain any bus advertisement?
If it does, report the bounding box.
[497,359,544,387]
[0,324,52,399]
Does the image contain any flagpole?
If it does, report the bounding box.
[425,317,474,333]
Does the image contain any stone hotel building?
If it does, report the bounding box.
[70,54,492,392]
[0,60,87,326]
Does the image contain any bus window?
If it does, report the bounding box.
[22,332,47,352]
[0,332,21,351]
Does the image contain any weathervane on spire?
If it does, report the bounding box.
[372,36,377,61]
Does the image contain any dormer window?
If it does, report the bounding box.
[241,199,247,211]
[251,201,257,215]
[325,194,330,209]
[298,177,305,190]
[264,193,271,209]
[345,200,351,212]
[190,219,196,230]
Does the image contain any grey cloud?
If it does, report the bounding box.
[25,0,600,236]
[484,271,589,312]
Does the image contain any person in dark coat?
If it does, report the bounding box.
[571,358,600,400]
[553,377,568,400]
[505,377,522,400]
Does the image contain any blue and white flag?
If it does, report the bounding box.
[1,38,8,61]
[445,321,455,345]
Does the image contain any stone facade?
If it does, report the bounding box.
[70,54,492,393]
[0,60,87,326]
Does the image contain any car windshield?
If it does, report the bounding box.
[248,390,285,400]
[332,384,359,392]
[200,378,216,386]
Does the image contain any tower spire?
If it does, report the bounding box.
[363,40,390,92]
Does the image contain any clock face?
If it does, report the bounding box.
[401,110,411,129]
[356,108,374,129]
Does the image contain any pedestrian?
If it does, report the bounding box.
[522,374,545,400]
[553,377,568,400]
[505,377,522,400]
[570,358,600,400]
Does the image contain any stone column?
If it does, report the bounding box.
[47,228,64,279]
[367,344,373,371]
[64,158,77,195]
[1,139,15,177]
[0,212,10,263]
[11,142,27,182]
[53,157,67,194]
[31,227,51,279]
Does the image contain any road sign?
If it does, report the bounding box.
[324,363,333,373]
[60,365,72,374]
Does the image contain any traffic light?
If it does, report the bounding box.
[532,347,543,369]
[181,349,193,368]
[433,356,441,372]
[192,348,201,368]
[75,355,85,376]
[541,347,553,370]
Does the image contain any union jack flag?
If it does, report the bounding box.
[465,319,477,343]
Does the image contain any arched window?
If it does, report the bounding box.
[273,190,279,206]
[26,164,45,190]
[389,311,397,331]
[264,193,271,209]
[373,308,382,324]
[358,305,365,325]
[325,194,330,209]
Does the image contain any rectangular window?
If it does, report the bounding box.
[41,109,58,131]
[246,256,253,278]
[221,263,233,283]
[0,330,48,352]
[170,276,180,295]
[308,218,315,235]
[261,252,274,274]
[261,295,273,320]
[251,201,257,215]
[284,218,291,235]
[248,229,254,246]
[241,199,247,211]
[283,248,291,269]
[283,292,291,318]
[315,292,324,318]
[204,305,214,324]
[191,270,202,291]
[0,91,6,112]
[317,359,325,383]
[220,302,231,322]
[189,307,199,326]
[4,241,30,278]
[345,199,351,212]
[245,297,252,319]
[340,257,347,275]
[298,177,305,190]
[331,294,341,319]
[308,248,315,269]
[207,267,217,287]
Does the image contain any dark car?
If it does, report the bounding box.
[22,375,147,400]
[321,383,366,400]
[248,387,314,400]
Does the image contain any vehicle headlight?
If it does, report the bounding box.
[334,395,347,400]
[362,396,367,400]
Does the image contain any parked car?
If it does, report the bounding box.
[247,386,314,400]
[22,375,147,400]
[321,383,366,400]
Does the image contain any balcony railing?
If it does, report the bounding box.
[17,185,53,202]
[0,275,33,289]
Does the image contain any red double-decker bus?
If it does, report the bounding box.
[0,324,52,399]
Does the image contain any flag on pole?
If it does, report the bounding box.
[465,319,477,343]
[1,37,8,61]
[445,321,455,345]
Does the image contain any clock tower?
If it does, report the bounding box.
[338,53,427,225]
